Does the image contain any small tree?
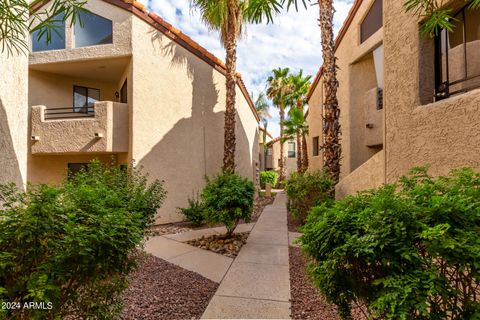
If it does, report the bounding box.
[201,172,254,237]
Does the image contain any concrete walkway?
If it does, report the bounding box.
[202,192,291,319]
[144,223,255,283]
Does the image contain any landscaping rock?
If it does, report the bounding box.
[146,224,192,237]
[185,232,249,258]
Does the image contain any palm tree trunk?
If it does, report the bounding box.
[263,123,268,170]
[279,102,286,182]
[302,134,308,173]
[222,2,238,173]
[319,0,341,183]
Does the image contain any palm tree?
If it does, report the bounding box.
[285,70,311,173]
[283,0,341,183]
[1,0,86,55]
[266,67,292,182]
[282,108,309,173]
[191,0,282,173]
[252,92,271,168]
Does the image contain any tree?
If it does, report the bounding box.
[285,70,311,173]
[282,108,309,173]
[252,92,271,168]
[0,0,86,55]
[283,0,341,184]
[191,0,282,173]
[266,67,292,181]
[404,0,480,36]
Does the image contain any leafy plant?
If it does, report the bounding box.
[260,171,279,189]
[285,170,334,224]
[178,193,205,226]
[301,167,480,319]
[201,172,255,237]
[0,160,166,319]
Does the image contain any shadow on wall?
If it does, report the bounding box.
[137,33,251,223]
[0,98,23,186]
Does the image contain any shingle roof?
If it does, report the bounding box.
[30,0,260,122]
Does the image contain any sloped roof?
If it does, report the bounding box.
[306,0,363,103]
[259,127,273,139]
[30,0,259,122]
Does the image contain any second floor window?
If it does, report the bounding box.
[266,147,273,156]
[75,11,113,48]
[288,141,296,158]
[74,86,99,114]
[435,3,480,100]
[313,136,320,156]
[31,13,65,52]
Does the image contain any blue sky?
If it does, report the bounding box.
[138,0,354,137]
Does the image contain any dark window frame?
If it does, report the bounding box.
[435,2,480,100]
[73,85,100,114]
[313,136,320,156]
[288,141,296,158]
[74,11,113,48]
[360,0,383,43]
[67,163,88,178]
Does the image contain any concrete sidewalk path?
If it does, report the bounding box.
[202,192,291,319]
[144,223,254,283]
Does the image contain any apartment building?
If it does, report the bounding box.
[306,0,480,197]
[265,137,297,177]
[24,0,259,223]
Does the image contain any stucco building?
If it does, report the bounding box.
[306,0,480,197]
[24,0,259,223]
[265,137,297,177]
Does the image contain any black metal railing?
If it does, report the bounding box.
[44,106,95,120]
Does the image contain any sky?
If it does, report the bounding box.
[138,0,354,137]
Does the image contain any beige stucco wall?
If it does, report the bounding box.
[30,102,128,154]
[384,0,480,181]
[306,81,324,171]
[335,150,384,199]
[130,15,258,223]
[0,52,28,187]
[29,0,132,65]
[266,139,296,177]
[28,153,123,184]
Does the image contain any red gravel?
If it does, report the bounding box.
[289,246,369,320]
[121,254,218,320]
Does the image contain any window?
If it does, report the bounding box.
[75,11,113,48]
[313,136,320,156]
[435,3,480,99]
[266,147,273,156]
[68,163,88,178]
[31,14,65,52]
[73,86,100,114]
[120,79,127,103]
[360,0,383,43]
[288,141,296,158]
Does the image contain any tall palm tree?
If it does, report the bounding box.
[252,92,271,168]
[282,108,309,173]
[266,67,292,181]
[284,0,341,183]
[285,70,311,173]
[191,0,282,173]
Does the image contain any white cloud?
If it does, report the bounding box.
[139,0,354,137]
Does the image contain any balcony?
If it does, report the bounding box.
[31,101,128,154]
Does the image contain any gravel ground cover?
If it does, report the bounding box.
[146,224,192,237]
[185,232,249,258]
[121,254,218,320]
[289,246,367,320]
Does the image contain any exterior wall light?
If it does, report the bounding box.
[94,133,104,138]
[31,136,40,141]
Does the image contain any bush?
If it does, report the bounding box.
[201,172,255,236]
[178,193,205,226]
[0,161,166,319]
[301,167,480,319]
[260,171,278,189]
[285,170,334,223]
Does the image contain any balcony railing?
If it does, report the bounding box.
[44,106,95,120]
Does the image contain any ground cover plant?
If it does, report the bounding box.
[260,171,279,189]
[179,193,205,226]
[285,170,334,224]
[0,161,166,319]
[301,167,480,319]
[201,172,255,236]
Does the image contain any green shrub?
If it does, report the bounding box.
[178,193,205,226]
[0,161,166,319]
[201,172,255,236]
[260,171,278,189]
[301,167,480,319]
[285,170,334,223]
